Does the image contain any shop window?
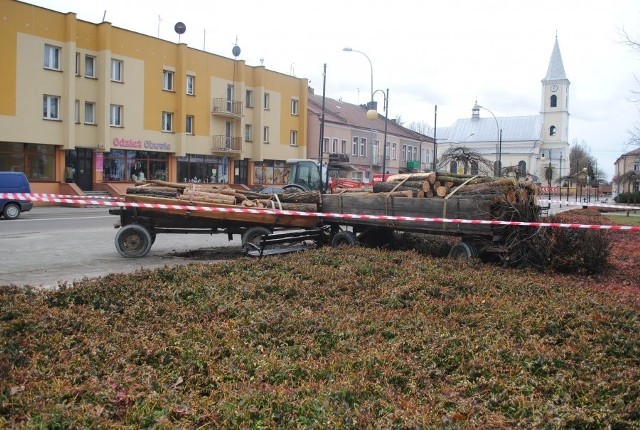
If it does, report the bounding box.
[0,142,55,181]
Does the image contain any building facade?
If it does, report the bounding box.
[614,147,640,194]
[435,38,571,183]
[307,92,433,183]
[0,0,309,195]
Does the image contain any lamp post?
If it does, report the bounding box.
[541,151,552,204]
[343,47,376,181]
[473,102,502,176]
[367,89,389,180]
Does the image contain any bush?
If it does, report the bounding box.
[615,191,640,204]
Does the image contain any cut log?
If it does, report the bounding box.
[436,186,448,197]
[386,172,437,184]
[276,191,322,204]
[373,181,431,193]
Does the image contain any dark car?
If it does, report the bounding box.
[0,171,33,220]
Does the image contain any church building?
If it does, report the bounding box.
[435,38,570,184]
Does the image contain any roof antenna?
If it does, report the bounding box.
[102,10,106,22]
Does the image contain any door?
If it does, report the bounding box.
[65,148,93,191]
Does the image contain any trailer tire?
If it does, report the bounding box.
[242,226,271,252]
[448,241,479,260]
[115,224,153,258]
[331,230,358,247]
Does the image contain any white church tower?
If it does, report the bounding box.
[539,37,570,181]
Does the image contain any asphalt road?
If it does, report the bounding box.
[0,206,241,289]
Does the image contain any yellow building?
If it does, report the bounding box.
[0,0,308,196]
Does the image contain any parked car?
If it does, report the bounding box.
[0,171,33,220]
[258,186,285,195]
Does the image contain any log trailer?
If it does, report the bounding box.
[110,160,538,260]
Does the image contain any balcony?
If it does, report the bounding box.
[212,135,242,154]
[211,98,243,117]
[406,160,421,171]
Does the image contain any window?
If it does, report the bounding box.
[360,137,367,157]
[332,138,338,154]
[84,102,95,124]
[110,104,123,127]
[323,138,329,153]
[162,69,174,91]
[550,94,558,108]
[246,90,253,107]
[75,53,80,75]
[450,161,458,174]
[186,75,195,95]
[111,59,123,82]
[263,126,269,143]
[186,115,194,135]
[550,125,556,136]
[391,143,397,160]
[341,139,347,154]
[264,93,270,110]
[162,112,174,132]
[74,100,80,124]
[413,146,418,161]
[385,142,390,160]
[43,95,60,119]
[352,137,358,156]
[85,55,96,78]
[402,144,407,162]
[44,44,61,70]
[291,98,299,115]
[0,143,55,182]
[244,124,252,141]
[290,130,298,146]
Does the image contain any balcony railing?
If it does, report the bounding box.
[212,135,242,153]
[211,99,243,117]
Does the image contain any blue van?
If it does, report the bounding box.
[0,172,33,220]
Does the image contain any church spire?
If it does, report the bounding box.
[543,36,567,81]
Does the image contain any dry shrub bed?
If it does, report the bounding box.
[2,244,639,428]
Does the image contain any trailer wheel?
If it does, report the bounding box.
[115,224,153,258]
[331,230,358,247]
[242,226,271,252]
[448,241,479,260]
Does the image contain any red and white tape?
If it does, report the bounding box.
[537,198,637,210]
[3,193,639,232]
[28,192,123,200]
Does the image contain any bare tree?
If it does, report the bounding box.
[619,28,640,146]
[437,146,494,176]
[407,121,431,135]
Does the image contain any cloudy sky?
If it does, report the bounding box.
[28,0,640,178]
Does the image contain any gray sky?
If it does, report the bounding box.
[27,0,640,178]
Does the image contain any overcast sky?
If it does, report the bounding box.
[27,0,640,178]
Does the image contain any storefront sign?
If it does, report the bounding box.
[112,138,172,151]
[96,152,103,171]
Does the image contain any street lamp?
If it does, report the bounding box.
[342,47,374,108]
[473,101,502,176]
[366,89,389,180]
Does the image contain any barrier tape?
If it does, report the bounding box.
[29,193,123,200]
[3,193,639,232]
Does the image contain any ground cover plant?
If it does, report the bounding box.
[1,212,639,428]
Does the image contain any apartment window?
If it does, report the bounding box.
[352,137,358,156]
[163,69,175,91]
[392,143,397,160]
[74,100,80,124]
[402,145,407,162]
[332,138,338,154]
[84,102,95,124]
[185,115,194,135]
[263,126,269,143]
[111,59,123,82]
[341,139,347,154]
[85,55,96,78]
[264,93,270,110]
[162,112,174,132]
[413,146,418,161]
[44,44,61,70]
[291,98,299,115]
[323,138,329,153]
[244,124,253,142]
[75,53,80,75]
[290,130,298,146]
[43,95,60,120]
[246,90,253,107]
[186,75,195,95]
[110,104,123,127]
[360,137,367,157]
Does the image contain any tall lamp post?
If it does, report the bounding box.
[473,102,502,176]
[343,47,376,181]
[366,89,389,179]
[541,151,552,203]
